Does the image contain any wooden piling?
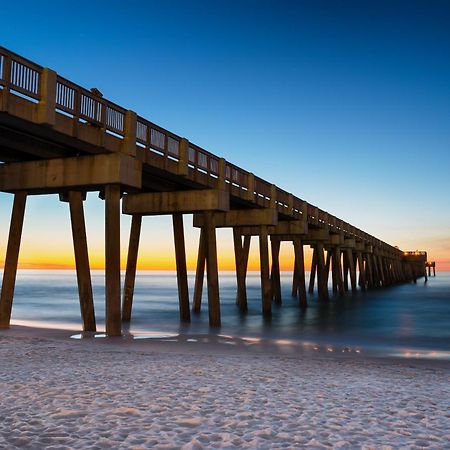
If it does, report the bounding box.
[333,246,345,296]
[308,247,317,294]
[233,228,250,312]
[192,227,206,313]
[365,253,374,288]
[325,250,333,291]
[122,214,142,322]
[270,237,282,305]
[346,249,357,292]
[68,191,96,331]
[293,238,307,308]
[291,257,299,297]
[356,251,366,291]
[172,213,190,322]
[316,242,329,301]
[204,212,221,327]
[259,226,272,316]
[0,192,27,329]
[105,184,122,337]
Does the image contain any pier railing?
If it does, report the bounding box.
[0,46,400,256]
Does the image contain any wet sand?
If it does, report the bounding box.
[0,326,449,449]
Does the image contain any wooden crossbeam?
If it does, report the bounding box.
[193,208,277,228]
[123,189,229,215]
[0,153,142,192]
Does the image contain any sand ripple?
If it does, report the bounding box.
[0,335,448,449]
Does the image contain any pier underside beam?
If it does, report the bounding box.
[0,192,27,329]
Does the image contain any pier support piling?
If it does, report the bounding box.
[192,227,206,313]
[122,214,142,322]
[346,249,357,292]
[172,213,190,323]
[293,238,307,308]
[259,226,272,316]
[316,243,329,301]
[332,246,345,296]
[233,228,250,312]
[204,212,221,327]
[0,192,27,329]
[270,237,282,305]
[105,184,122,337]
[308,247,317,294]
[68,191,96,331]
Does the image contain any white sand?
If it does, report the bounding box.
[0,328,449,449]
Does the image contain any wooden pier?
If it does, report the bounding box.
[0,47,429,336]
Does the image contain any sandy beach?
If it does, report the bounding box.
[0,327,448,449]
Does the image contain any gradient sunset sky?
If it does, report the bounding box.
[1,0,449,271]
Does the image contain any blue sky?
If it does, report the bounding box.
[1,0,449,269]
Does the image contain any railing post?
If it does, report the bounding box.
[288,193,294,216]
[218,158,227,190]
[36,68,56,126]
[122,110,137,157]
[0,55,11,111]
[246,173,255,202]
[177,138,189,176]
[270,184,277,209]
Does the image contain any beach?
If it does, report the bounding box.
[0,326,449,449]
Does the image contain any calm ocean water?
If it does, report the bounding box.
[6,270,450,356]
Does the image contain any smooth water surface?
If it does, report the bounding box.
[7,270,450,355]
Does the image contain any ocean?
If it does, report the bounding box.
[7,269,450,358]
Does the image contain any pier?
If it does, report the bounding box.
[0,47,428,336]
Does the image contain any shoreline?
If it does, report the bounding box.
[3,324,450,368]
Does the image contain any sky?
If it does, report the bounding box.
[0,0,449,271]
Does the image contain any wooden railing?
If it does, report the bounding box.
[0,46,404,257]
